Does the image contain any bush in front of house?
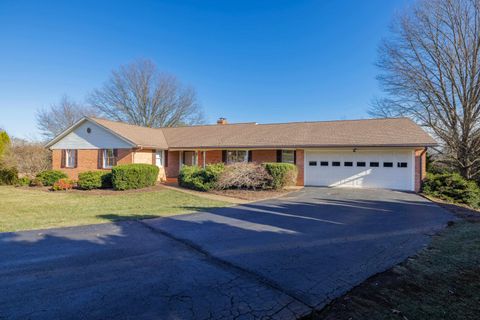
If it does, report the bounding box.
[0,167,18,185]
[111,164,159,190]
[204,163,225,184]
[215,162,272,190]
[178,165,206,191]
[263,163,298,189]
[35,170,68,186]
[52,178,75,191]
[15,176,31,187]
[178,163,225,191]
[77,171,113,190]
[422,172,480,208]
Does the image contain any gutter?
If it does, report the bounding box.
[166,144,438,151]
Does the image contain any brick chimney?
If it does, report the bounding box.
[217,117,228,125]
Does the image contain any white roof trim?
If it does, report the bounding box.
[45,117,137,149]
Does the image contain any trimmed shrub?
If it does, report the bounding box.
[204,163,225,184]
[423,173,480,208]
[111,164,159,190]
[179,165,206,191]
[52,178,75,191]
[0,167,18,185]
[263,163,298,189]
[215,162,272,190]
[77,171,113,190]
[178,163,225,191]
[15,176,31,187]
[35,170,67,186]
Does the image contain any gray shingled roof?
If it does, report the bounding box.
[89,117,437,149]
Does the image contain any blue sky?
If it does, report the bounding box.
[0,0,410,139]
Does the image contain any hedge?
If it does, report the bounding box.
[423,173,480,208]
[77,171,113,190]
[263,163,298,189]
[35,170,68,186]
[178,163,225,191]
[111,164,159,190]
[0,167,18,185]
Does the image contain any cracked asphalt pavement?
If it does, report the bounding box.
[0,188,453,319]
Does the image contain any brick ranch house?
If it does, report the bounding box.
[45,117,436,192]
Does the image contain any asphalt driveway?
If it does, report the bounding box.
[0,188,452,319]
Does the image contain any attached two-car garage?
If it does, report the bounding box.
[304,149,415,191]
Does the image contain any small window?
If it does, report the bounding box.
[397,162,408,168]
[309,161,317,166]
[383,162,393,168]
[357,162,366,167]
[370,162,379,167]
[332,161,341,167]
[344,161,353,167]
[65,149,76,168]
[103,149,117,168]
[281,150,295,164]
[320,161,329,166]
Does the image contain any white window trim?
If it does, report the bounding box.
[281,150,295,164]
[155,150,164,167]
[65,149,75,168]
[226,150,248,164]
[103,149,115,169]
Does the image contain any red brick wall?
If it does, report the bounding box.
[165,151,180,178]
[205,150,223,164]
[295,149,304,186]
[163,149,305,186]
[252,150,276,163]
[52,148,133,179]
[414,148,427,192]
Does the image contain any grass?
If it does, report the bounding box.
[305,218,480,320]
[0,186,229,232]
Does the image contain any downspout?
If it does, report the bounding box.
[419,147,427,190]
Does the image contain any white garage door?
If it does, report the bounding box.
[304,150,415,191]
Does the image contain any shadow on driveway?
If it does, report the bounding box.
[0,187,453,319]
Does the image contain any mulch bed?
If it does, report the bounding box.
[209,189,291,201]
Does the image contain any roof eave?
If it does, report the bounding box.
[167,143,438,150]
[45,117,139,149]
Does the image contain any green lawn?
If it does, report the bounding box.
[0,186,229,232]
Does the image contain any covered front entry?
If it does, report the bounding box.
[304,149,415,191]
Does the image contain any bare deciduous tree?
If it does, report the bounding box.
[36,96,98,140]
[369,0,480,179]
[88,59,204,128]
[2,137,51,177]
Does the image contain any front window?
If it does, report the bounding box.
[103,149,116,168]
[65,149,75,168]
[227,150,248,164]
[155,150,164,167]
[281,150,295,164]
[182,151,197,166]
